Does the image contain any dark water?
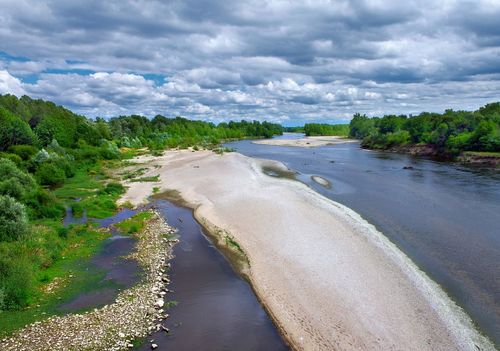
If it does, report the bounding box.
[58,208,143,312]
[136,200,289,351]
[226,134,500,346]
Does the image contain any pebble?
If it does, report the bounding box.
[0,211,177,351]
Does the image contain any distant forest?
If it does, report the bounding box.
[349,102,500,156]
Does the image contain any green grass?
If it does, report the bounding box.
[54,162,126,219]
[0,224,111,337]
[115,212,153,235]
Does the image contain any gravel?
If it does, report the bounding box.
[0,211,178,351]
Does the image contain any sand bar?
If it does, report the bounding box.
[120,150,494,351]
[253,135,357,147]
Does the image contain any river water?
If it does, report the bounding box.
[137,200,289,351]
[226,134,500,346]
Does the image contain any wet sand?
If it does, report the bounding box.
[253,135,356,147]
[120,150,493,351]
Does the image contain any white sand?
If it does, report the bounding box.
[120,150,493,351]
[254,135,357,147]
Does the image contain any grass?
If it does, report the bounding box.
[54,162,126,219]
[0,224,111,337]
[0,156,130,336]
[121,167,148,180]
[130,175,159,182]
[462,151,500,157]
[224,235,244,253]
[115,212,153,235]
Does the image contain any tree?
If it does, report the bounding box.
[0,107,35,151]
[0,195,29,241]
[0,158,36,200]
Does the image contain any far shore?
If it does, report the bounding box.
[253,135,357,148]
[119,149,494,351]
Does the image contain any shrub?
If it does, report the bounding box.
[35,162,66,186]
[53,157,76,178]
[8,144,38,160]
[24,188,65,219]
[0,195,29,242]
[0,152,22,166]
[98,182,125,195]
[0,158,36,200]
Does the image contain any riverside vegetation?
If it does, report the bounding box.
[348,102,500,160]
[0,93,282,335]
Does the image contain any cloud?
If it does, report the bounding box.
[0,0,498,123]
[0,70,26,96]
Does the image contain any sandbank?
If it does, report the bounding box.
[253,135,357,147]
[120,150,493,351]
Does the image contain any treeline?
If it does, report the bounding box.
[0,93,281,313]
[109,115,282,149]
[349,102,500,155]
[303,123,349,136]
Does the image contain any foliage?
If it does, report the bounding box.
[35,162,66,186]
[0,158,36,200]
[8,145,38,161]
[0,196,29,242]
[304,123,349,136]
[349,102,500,156]
[0,107,35,151]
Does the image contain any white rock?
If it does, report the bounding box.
[154,299,164,308]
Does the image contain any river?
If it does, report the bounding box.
[226,133,500,347]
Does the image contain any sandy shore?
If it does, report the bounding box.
[253,135,357,147]
[120,150,494,351]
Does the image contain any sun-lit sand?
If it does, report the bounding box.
[120,150,493,351]
[253,135,357,147]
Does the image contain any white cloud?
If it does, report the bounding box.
[0,70,26,96]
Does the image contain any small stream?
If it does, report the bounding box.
[136,200,289,351]
[58,207,143,313]
[61,200,288,350]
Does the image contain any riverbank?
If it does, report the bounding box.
[365,144,500,167]
[119,150,494,351]
[0,211,177,351]
[253,135,356,147]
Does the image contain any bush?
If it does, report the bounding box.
[8,144,38,160]
[0,195,29,242]
[53,157,76,178]
[24,188,65,219]
[0,152,22,166]
[0,158,36,200]
[35,162,66,186]
[98,182,125,195]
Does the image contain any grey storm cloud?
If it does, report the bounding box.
[0,0,499,123]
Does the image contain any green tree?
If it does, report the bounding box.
[0,195,29,242]
[0,107,35,151]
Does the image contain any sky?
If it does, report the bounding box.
[0,0,499,125]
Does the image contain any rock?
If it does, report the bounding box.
[118,332,125,338]
[151,343,158,349]
[155,299,164,308]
